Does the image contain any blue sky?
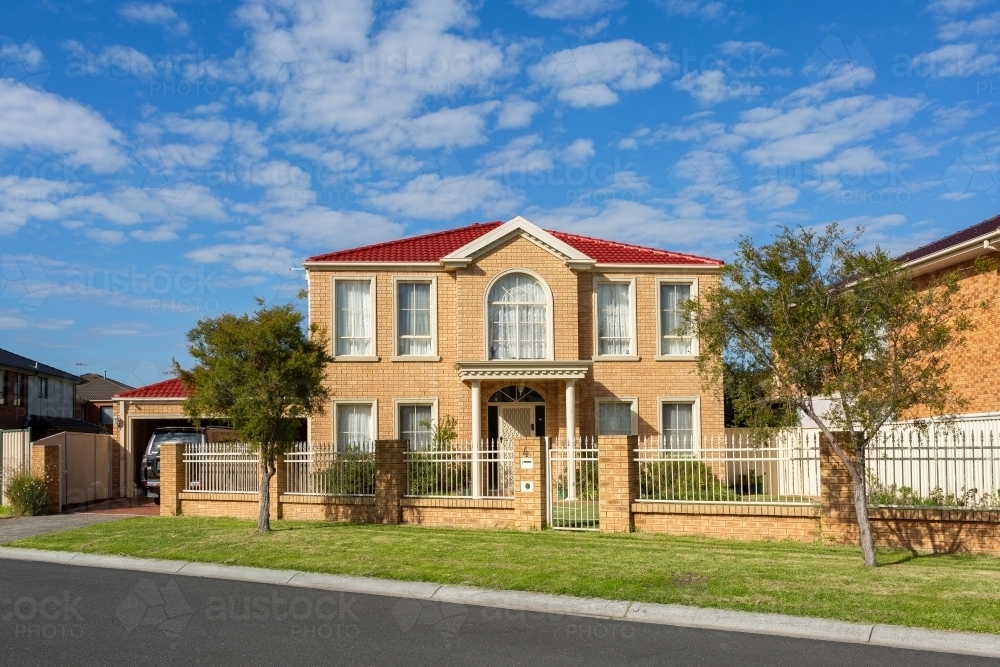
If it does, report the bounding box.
[1,0,998,388]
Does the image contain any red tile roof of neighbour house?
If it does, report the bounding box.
[114,377,189,399]
[305,221,723,266]
[895,213,1000,264]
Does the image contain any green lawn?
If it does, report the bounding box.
[0,505,11,518]
[8,516,1000,634]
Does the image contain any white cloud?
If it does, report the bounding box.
[938,10,1000,40]
[63,41,158,79]
[369,173,518,219]
[926,0,988,14]
[496,96,542,130]
[185,244,299,274]
[479,135,554,176]
[673,70,765,105]
[561,138,596,164]
[86,228,127,245]
[119,3,189,34]
[529,40,674,108]
[516,0,624,20]
[812,146,888,179]
[659,0,727,20]
[911,43,998,78]
[0,79,126,172]
[617,137,638,149]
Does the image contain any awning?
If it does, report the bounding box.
[454,360,592,381]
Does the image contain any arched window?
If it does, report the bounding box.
[487,272,548,360]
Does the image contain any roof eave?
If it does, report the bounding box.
[899,232,1000,277]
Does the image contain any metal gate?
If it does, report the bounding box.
[546,438,599,531]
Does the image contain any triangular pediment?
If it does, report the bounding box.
[441,216,595,270]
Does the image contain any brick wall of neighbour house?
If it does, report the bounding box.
[307,233,722,445]
[0,370,28,430]
[907,259,1000,418]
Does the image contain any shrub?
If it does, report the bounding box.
[5,470,50,516]
[639,460,736,502]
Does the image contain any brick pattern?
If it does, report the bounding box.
[598,435,637,533]
[401,497,515,528]
[30,443,61,513]
[158,443,185,517]
[513,437,547,530]
[374,439,406,524]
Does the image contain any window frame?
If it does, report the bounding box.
[0,369,5,404]
[392,398,439,449]
[656,278,699,360]
[592,277,638,361]
[38,377,48,399]
[657,396,701,453]
[332,399,378,451]
[594,397,639,436]
[13,373,22,406]
[391,276,439,361]
[331,276,378,362]
[483,268,555,361]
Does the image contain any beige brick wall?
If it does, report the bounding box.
[307,233,722,443]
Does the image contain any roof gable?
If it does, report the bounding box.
[441,216,595,269]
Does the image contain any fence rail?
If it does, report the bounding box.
[868,420,1000,509]
[405,441,513,498]
[548,437,600,530]
[635,432,821,505]
[285,443,375,496]
[184,443,259,494]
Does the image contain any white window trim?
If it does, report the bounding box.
[655,278,699,361]
[482,267,555,361]
[593,276,639,361]
[594,396,639,436]
[392,398,440,441]
[332,399,379,448]
[331,275,379,362]
[657,396,701,454]
[391,276,440,362]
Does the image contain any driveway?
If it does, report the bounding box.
[0,558,993,667]
[0,514,133,543]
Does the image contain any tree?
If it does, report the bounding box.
[690,224,973,566]
[174,298,333,533]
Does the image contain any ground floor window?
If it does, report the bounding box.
[597,400,636,436]
[336,403,374,451]
[660,401,695,449]
[398,404,433,450]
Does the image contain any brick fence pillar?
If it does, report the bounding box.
[819,435,859,545]
[375,439,406,524]
[30,443,61,514]
[513,438,547,530]
[269,455,286,520]
[599,435,638,533]
[159,443,185,517]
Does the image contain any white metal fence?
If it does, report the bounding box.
[285,443,375,496]
[635,431,822,505]
[0,429,32,506]
[405,441,513,498]
[547,437,600,530]
[868,419,1000,509]
[184,443,259,494]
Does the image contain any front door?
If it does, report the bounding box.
[499,405,533,444]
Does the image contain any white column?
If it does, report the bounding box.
[471,380,481,498]
[565,379,576,501]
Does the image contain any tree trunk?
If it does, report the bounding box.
[851,468,877,567]
[258,454,274,533]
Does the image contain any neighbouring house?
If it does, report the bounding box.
[303,215,725,455]
[0,347,84,430]
[893,213,1000,420]
[76,373,134,432]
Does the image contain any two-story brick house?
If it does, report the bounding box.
[304,216,724,455]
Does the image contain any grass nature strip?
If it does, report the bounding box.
[8,516,1000,635]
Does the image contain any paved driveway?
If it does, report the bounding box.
[0,514,132,543]
[0,558,994,667]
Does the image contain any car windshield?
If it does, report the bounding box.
[147,431,201,454]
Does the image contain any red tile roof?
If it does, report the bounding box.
[305,221,723,266]
[895,214,1000,264]
[114,377,188,399]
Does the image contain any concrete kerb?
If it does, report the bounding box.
[0,546,996,658]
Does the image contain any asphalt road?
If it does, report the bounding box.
[0,515,131,543]
[0,559,992,667]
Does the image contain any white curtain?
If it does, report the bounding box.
[661,403,694,449]
[399,405,433,450]
[599,402,633,435]
[660,283,693,355]
[336,280,371,356]
[337,404,373,452]
[488,273,547,360]
[398,282,432,355]
[597,283,631,355]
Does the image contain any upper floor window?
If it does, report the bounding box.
[488,272,548,360]
[38,377,48,399]
[334,279,374,357]
[0,369,5,404]
[658,281,696,357]
[595,280,635,357]
[396,280,434,357]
